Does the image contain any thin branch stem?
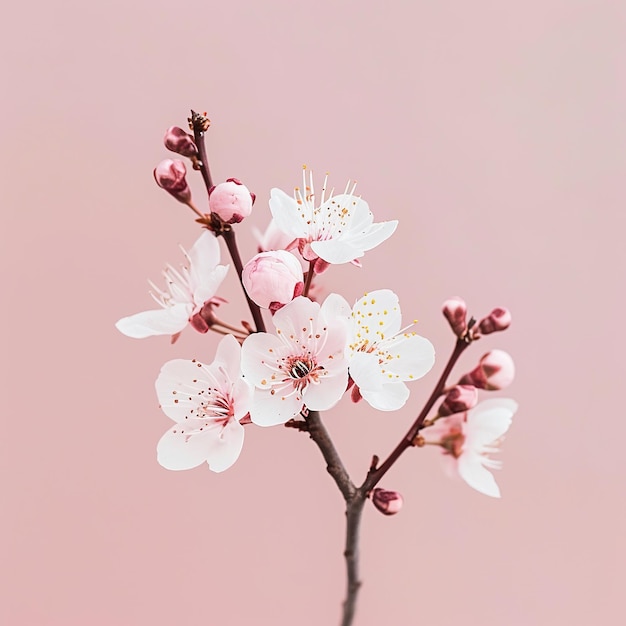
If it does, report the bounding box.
[303,261,315,297]
[189,110,213,194]
[305,411,355,501]
[305,411,365,626]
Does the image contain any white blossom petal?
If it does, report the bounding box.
[302,369,348,411]
[249,387,304,426]
[269,188,308,238]
[188,231,221,287]
[193,264,229,307]
[382,335,436,381]
[359,381,410,411]
[115,303,190,339]
[457,452,501,498]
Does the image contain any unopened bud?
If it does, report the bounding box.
[208,178,254,224]
[372,488,403,516]
[163,126,197,158]
[477,307,512,335]
[242,250,304,311]
[442,297,468,337]
[458,349,515,390]
[154,159,192,204]
[439,385,478,416]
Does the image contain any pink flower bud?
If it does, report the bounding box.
[163,126,198,158]
[208,178,254,224]
[477,307,512,335]
[372,488,403,516]
[242,250,304,311]
[458,349,515,390]
[439,385,478,416]
[153,159,192,204]
[442,297,468,337]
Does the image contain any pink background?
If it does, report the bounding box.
[2,1,625,624]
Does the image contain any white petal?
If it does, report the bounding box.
[383,334,435,381]
[350,290,402,348]
[303,369,349,411]
[193,264,229,307]
[457,453,501,498]
[156,420,244,473]
[320,293,352,323]
[347,220,398,251]
[115,303,190,338]
[269,188,308,238]
[359,381,410,411]
[466,399,517,444]
[310,239,360,264]
[214,333,243,381]
[232,377,253,422]
[249,387,304,426]
[349,351,386,391]
[188,231,220,287]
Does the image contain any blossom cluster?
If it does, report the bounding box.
[117,122,518,501]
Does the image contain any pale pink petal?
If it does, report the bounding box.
[240,333,286,386]
[188,231,221,288]
[155,358,218,422]
[249,387,304,426]
[157,426,218,471]
[457,453,501,498]
[193,264,229,307]
[466,399,517,445]
[440,452,460,479]
[422,415,464,441]
[214,333,244,381]
[359,381,410,411]
[202,419,245,473]
[232,378,253,422]
[302,370,349,411]
[271,296,321,344]
[115,303,190,338]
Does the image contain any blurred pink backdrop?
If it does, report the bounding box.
[2,1,625,624]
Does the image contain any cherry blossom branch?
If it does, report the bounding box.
[303,261,315,297]
[305,411,355,501]
[363,336,471,492]
[304,333,474,626]
[188,110,213,193]
[188,111,266,334]
[304,411,363,626]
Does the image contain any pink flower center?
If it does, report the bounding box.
[440,426,465,459]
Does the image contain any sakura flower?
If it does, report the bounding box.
[115,231,228,339]
[241,295,349,426]
[421,398,518,498]
[332,289,435,411]
[155,334,253,472]
[269,168,398,266]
